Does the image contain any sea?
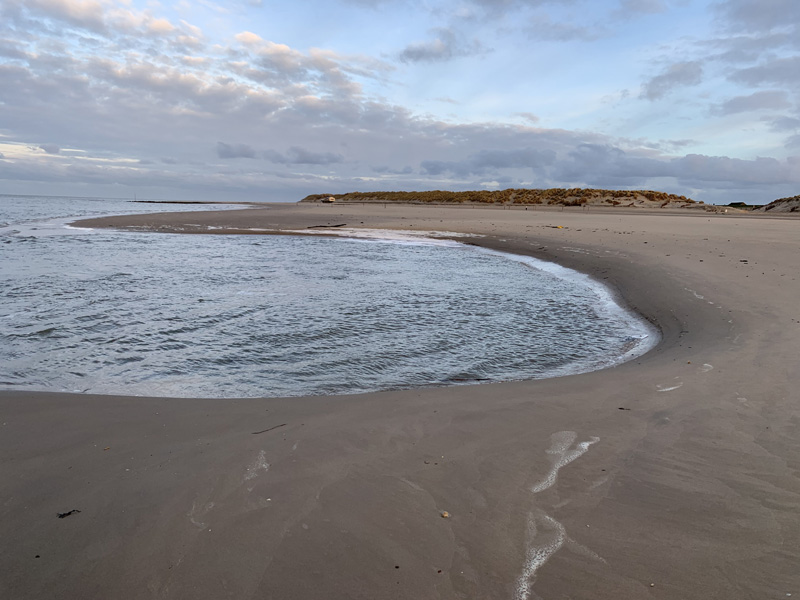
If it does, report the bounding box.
[0,194,657,398]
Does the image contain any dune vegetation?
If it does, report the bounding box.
[300,188,706,209]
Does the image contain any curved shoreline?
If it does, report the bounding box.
[10,228,661,397]
[2,203,798,599]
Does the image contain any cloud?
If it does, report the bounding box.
[264,146,345,165]
[616,0,666,14]
[763,116,800,132]
[525,15,606,41]
[715,0,800,33]
[640,61,703,100]
[398,28,486,63]
[730,56,800,88]
[6,0,191,39]
[39,143,60,154]
[23,0,107,33]
[671,153,798,185]
[216,142,257,159]
[706,31,797,64]
[547,143,800,191]
[465,0,564,16]
[516,112,540,123]
[712,90,791,115]
[371,165,413,174]
[0,0,796,207]
[421,146,556,176]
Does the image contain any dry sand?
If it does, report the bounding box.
[2,203,799,599]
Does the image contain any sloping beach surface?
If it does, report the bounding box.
[2,203,799,599]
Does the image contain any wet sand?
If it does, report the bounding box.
[2,203,799,599]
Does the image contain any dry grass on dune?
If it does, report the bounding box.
[300,188,712,210]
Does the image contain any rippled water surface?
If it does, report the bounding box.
[1,195,656,398]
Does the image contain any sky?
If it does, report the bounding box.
[0,0,798,204]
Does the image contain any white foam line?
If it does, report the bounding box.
[656,382,683,392]
[686,288,705,300]
[187,500,215,530]
[700,363,714,372]
[282,227,477,247]
[277,227,657,371]
[531,431,600,494]
[472,246,659,368]
[514,431,600,600]
[514,513,566,600]
[244,450,270,482]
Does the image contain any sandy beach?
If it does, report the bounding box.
[2,203,798,599]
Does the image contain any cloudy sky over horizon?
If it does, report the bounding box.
[0,0,798,204]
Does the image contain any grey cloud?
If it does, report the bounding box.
[475,147,556,169]
[0,39,27,60]
[516,112,540,123]
[716,0,800,33]
[549,143,800,192]
[421,147,556,176]
[372,165,413,174]
[525,16,605,42]
[712,90,791,115]
[553,143,663,184]
[672,154,798,185]
[640,61,703,100]
[0,152,5,159]
[616,0,666,15]
[161,157,179,164]
[730,56,800,88]
[763,116,800,132]
[398,28,485,63]
[39,143,60,154]
[419,160,450,176]
[217,142,257,159]
[465,0,565,15]
[0,2,796,207]
[265,147,345,165]
[343,0,395,5]
[706,32,797,64]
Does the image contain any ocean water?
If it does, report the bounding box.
[0,195,657,398]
